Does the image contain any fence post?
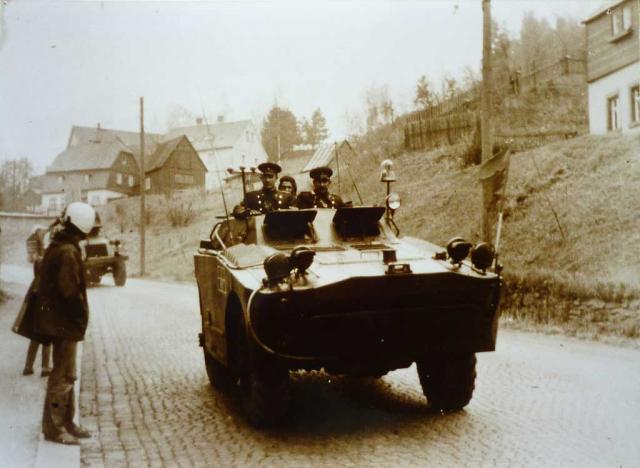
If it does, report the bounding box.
[531,59,537,91]
[562,55,569,75]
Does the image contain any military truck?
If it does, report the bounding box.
[26,215,128,286]
[82,218,128,286]
[194,167,502,426]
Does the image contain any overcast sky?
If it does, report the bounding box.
[0,0,602,172]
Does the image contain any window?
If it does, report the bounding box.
[48,197,58,212]
[607,95,620,131]
[175,173,194,184]
[128,175,134,187]
[58,175,64,184]
[116,173,123,185]
[145,177,151,190]
[631,86,640,125]
[122,157,127,166]
[84,173,91,183]
[611,6,632,36]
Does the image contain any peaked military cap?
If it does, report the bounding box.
[309,166,333,181]
[258,162,282,175]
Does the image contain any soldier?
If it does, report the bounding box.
[34,202,95,445]
[296,166,346,209]
[278,175,297,197]
[232,162,295,219]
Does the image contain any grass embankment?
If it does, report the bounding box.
[100,133,639,343]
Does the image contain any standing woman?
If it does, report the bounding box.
[34,202,95,445]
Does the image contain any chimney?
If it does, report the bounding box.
[94,123,102,144]
[196,117,203,125]
[217,115,224,123]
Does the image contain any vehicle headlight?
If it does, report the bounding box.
[446,237,472,264]
[386,192,401,211]
[290,246,315,273]
[263,253,292,285]
[470,242,495,272]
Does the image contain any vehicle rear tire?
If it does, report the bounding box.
[240,365,291,427]
[416,353,476,411]
[113,261,127,286]
[203,348,237,393]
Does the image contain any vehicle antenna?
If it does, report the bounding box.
[200,109,230,220]
[340,141,364,205]
[335,141,341,194]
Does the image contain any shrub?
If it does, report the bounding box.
[167,200,196,227]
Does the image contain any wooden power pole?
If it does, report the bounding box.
[481,0,494,242]
[139,97,146,276]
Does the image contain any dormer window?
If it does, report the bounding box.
[611,5,632,36]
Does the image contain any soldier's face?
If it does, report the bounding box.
[261,172,276,189]
[313,177,330,194]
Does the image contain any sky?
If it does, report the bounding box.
[0,0,602,173]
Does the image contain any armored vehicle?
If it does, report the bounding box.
[195,169,502,426]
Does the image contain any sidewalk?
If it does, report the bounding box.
[0,272,81,468]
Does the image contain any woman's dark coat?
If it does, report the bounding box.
[33,230,89,342]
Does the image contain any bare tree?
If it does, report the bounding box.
[0,157,33,211]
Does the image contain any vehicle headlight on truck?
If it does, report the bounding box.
[263,253,293,286]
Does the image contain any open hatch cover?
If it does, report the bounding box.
[332,206,386,237]
[263,209,318,238]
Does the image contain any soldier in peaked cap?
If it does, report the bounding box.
[232,162,295,219]
[296,166,346,209]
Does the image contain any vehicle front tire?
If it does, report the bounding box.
[113,261,127,286]
[240,365,291,427]
[203,348,237,393]
[416,353,477,411]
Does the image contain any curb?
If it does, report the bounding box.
[34,342,83,468]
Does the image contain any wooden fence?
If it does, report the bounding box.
[403,56,586,151]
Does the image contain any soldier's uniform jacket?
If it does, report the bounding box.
[233,188,295,218]
[33,230,89,342]
[296,191,345,209]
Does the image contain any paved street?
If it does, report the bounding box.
[73,275,640,467]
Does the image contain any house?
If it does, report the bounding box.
[132,135,207,194]
[41,139,139,213]
[163,118,267,190]
[583,0,640,133]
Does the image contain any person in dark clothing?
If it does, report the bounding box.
[232,162,295,219]
[33,202,96,445]
[296,166,345,209]
[278,175,297,197]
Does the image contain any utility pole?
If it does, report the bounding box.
[139,97,146,276]
[481,0,494,242]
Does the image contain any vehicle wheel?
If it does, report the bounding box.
[113,261,127,286]
[203,348,237,393]
[416,353,476,411]
[240,365,291,427]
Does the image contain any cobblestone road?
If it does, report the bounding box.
[80,278,640,467]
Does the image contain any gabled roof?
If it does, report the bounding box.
[302,140,355,173]
[67,125,162,149]
[163,120,252,150]
[131,135,206,173]
[46,140,134,173]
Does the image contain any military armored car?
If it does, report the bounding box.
[195,169,502,426]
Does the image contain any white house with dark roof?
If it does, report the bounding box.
[163,119,267,190]
[41,139,139,213]
[583,0,640,133]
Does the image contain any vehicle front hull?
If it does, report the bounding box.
[248,272,501,373]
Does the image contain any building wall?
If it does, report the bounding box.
[588,61,640,133]
[41,192,67,215]
[585,0,639,83]
[146,140,206,194]
[86,189,127,206]
[108,152,140,194]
